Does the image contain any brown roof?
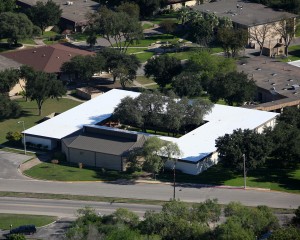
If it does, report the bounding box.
[1,43,93,73]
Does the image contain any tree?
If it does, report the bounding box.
[273,17,297,56]
[182,98,213,131]
[217,28,248,57]
[144,55,182,88]
[0,68,20,94]
[0,0,16,13]
[131,0,168,18]
[6,131,22,142]
[189,12,219,46]
[19,65,36,101]
[159,19,177,35]
[30,0,62,35]
[178,7,190,25]
[215,129,271,173]
[249,23,273,56]
[116,2,140,20]
[142,137,166,177]
[209,71,256,106]
[0,12,33,45]
[292,206,300,226]
[89,6,143,53]
[188,51,236,90]
[267,122,300,167]
[98,48,140,86]
[270,226,300,240]
[191,199,221,226]
[172,71,203,97]
[214,217,255,240]
[61,55,105,83]
[0,95,22,120]
[26,71,66,115]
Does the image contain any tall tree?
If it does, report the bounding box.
[172,71,203,97]
[0,12,33,45]
[249,23,273,56]
[0,0,16,13]
[0,68,20,94]
[61,55,105,83]
[26,71,66,115]
[209,71,256,106]
[273,17,297,56]
[144,55,182,88]
[89,6,143,53]
[30,0,62,35]
[0,95,22,120]
[215,129,271,174]
[217,28,248,57]
[142,137,166,177]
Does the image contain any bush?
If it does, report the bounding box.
[6,131,22,142]
[8,234,26,240]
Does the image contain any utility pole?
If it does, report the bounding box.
[173,161,176,199]
[243,154,246,189]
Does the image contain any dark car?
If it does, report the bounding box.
[10,225,36,235]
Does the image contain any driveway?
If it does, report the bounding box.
[0,151,32,180]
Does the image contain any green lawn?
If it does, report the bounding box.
[282,45,300,62]
[19,38,36,45]
[148,13,179,25]
[41,31,57,38]
[128,34,179,47]
[24,162,141,181]
[142,23,154,30]
[135,76,155,85]
[135,51,155,62]
[0,98,80,145]
[24,160,300,193]
[0,214,57,230]
[158,164,300,194]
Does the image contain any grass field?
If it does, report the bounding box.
[24,162,141,181]
[135,51,155,62]
[0,214,57,230]
[159,163,300,194]
[0,98,80,145]
[135,76,156,85]
[282,45,300,62]
[148,13,179,25]
[24,160,300,194]
[129,34,179,47]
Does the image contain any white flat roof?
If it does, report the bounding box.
[25,89,278,162]
[288,60,300,68]
[24,89,140,139]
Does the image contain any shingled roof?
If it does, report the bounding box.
[0,55,22,71]
[1,43,93,73]
[193,0,297,27]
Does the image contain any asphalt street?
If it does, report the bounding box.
[0,151,300,209]
[0,197,161,218]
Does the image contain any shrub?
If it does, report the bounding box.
[6,131,22,142]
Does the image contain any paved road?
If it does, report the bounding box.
[0,151,31,180]
[0,197,161,218]
[0,151,300,209]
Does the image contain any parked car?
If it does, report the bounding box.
[10,225,36,235]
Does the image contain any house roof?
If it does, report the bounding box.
[0,55,22,71]
[63,125,147,156]
[16,0,99,26]
[24,89,278,163]
[192,0,297,27]
[1,43,93,73]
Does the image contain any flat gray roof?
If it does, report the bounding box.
[237,56,300,99]
[192,0,297,27]
[0,55,22,71]
[17,0,99,25]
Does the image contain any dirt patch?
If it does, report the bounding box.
[19,158,42,172]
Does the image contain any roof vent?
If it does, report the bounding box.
[288,79,293,82]
[271,83,276,86]
[256,68,261,71]
[272,73,277,76]
[57,56,60,59]
[68,54,72,56]
[43,54,46,57]
[33,50,37,53]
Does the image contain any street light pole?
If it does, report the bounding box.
[18,121,26,155]
[243,154,246,189]
[173,160,176,200]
